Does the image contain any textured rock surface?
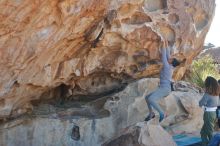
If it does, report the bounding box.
[0,0,215,118]
[0,78,204,146]
[102,122,176,146]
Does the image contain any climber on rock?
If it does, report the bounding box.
[144,40,181,122]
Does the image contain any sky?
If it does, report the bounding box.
[205,0,220,47]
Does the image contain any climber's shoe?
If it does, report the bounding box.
[159,113,167,122]
[144,112,155,121]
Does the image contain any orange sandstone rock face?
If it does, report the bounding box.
[0,0,215,118]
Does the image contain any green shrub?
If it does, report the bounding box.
[189,55,220,88]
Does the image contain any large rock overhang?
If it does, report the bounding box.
[0,0,216,118]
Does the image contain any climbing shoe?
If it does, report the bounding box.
[159,113,167,122]
[144,112,155,121]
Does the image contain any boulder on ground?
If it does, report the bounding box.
[102,121,176,146]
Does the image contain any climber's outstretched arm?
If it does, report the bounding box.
[161,40,169,67]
